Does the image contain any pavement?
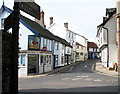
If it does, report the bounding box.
[19,60,119,78]
[19,62,76,78]
[93,62,119,77]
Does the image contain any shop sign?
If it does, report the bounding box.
[19,2,40,20]
[28,36,40,50]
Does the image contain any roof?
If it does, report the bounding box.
[76,42,85,47]
[87,42,98,48]
[54,36,72,48]
[1,5,72,47]
[20,15,55,40]
[97,8,116,28]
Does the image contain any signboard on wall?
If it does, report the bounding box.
[28,36,40,50]
[19,2,40,20]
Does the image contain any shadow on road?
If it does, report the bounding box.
[19,85,118,93]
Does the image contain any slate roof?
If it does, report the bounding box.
[1,5,72,47]
[20,15,55,40]
[54,35,72,48]
[97,8,116,27]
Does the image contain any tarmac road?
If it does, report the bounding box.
[19,59,118,92]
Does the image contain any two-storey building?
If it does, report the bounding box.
[87,42,99,59]
[48,17,76,64]
[76,34,88,61]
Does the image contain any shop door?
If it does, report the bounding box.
[28,54,39,73]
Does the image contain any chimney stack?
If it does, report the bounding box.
[35,10,46,28]
[40,10,44,26]
[64,22,68,29]
[50,17,53,25]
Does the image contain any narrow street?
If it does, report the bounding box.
[18,59,118,92]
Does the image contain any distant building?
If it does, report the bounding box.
[76,34,88,61]
[87,42,99,59]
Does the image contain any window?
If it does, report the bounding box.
[69,32,70,38]
[80,52,83,56]
[18,55,25,66]
[49,55,51,64]
[62,45,64,50]
[43,38,47,46]
[1,18,5,29]
[72,33,73,39]
[55,42,59,50]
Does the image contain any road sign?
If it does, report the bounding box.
[19,2,40,20]
[42,46,47,52]
[4,12,13,31]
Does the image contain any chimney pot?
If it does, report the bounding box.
[50,17,53,25]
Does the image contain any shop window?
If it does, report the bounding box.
[44,56,46,65]
[46,55,49,64]
[40,55,43,65]
[49,55,51,64]
[55,55,58,65]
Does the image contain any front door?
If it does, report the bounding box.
[28,54,39,73]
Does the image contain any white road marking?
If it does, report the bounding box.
[62,77,72,80]
[70,66,73,71]
[81,75,89,78]
[72,78,82,80]
[84,65,87,67]
[84,78,93,81]
[77,76,80,77]
[94,79,102,82]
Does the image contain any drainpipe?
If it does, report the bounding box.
[102,26,109,68]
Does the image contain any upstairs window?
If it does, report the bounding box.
[55,42,59,50]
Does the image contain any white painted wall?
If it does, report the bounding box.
[104,16,117,68]
[97,15,117,68]
[48,24,66,39]
[19,23,34,50]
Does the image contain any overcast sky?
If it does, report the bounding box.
[0,0,116,42]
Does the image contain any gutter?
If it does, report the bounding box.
[102,26,109,68]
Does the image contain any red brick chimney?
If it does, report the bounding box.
[35,10,46,28]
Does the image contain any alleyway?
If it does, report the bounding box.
[19,59,118,92]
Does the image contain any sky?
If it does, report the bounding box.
[0,0,116,42]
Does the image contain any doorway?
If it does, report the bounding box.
[28,54,39,74]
